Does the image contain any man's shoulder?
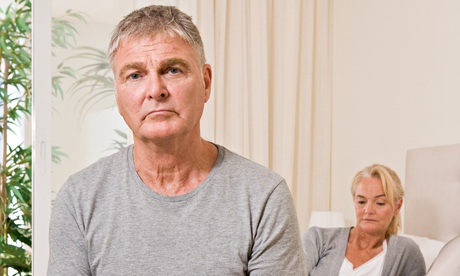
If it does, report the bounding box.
[74,146,130,177]
[60,146,131,193]
[217,144,282,178]
[211,144,286,195]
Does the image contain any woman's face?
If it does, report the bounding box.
[353,177,402,236]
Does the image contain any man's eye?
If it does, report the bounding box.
[129,73,141,80]
[168,68,180,74]
[357,201,365,205]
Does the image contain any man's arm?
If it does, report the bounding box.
[47,183,91,275]
[248,180,307,275]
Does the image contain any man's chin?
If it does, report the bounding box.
[138,130,183,143]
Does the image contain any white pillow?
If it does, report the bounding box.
[401,234,446,271]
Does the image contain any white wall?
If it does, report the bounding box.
[331,1,460,226]
[51,2,130,199]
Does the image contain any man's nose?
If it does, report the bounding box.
[147,74,169,100]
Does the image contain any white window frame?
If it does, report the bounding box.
[32,0,52,274]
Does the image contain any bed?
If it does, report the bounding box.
[403,143,460,272]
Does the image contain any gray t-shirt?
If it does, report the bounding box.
[48,144,307,275]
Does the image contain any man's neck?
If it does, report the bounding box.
[132,138,218,196]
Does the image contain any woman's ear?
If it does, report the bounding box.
[394,198,403,215]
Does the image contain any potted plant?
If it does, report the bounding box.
[1,0,126,272]
[0,0,32,274]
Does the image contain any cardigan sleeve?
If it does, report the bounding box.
[383,235,426,276]
[301,227,350,275]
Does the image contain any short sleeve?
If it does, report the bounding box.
[47,182,91,276]
[248,180,307,275]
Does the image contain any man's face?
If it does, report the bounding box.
[112,35,211,143]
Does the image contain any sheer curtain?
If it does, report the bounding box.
[136,0,333,233]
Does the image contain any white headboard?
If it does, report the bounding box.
[405,143,460,243]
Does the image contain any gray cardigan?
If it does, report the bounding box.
[302,227,426,276]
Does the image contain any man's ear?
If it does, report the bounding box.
[202,64,212,102]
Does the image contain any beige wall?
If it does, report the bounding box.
[51,0,460,228]
[331,1,460,226]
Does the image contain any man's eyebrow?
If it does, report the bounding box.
[118,62,145,79]
[160,58,190,72]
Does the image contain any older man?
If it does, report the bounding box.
[48,5,306,275]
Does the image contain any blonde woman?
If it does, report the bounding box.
[302,164,425,275]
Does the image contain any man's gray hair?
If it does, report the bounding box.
[108,5,206,69]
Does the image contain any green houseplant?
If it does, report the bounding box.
[0,2,80,275]
[1,1,123,273]
[0,0,32,275]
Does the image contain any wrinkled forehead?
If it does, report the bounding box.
[110,32,174,63]
[110,33,202,71]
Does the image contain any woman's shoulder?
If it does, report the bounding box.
[390,234,421,251]
[386,234,427,274]
[388,234,426,262]
[302,226,351,268]
[303,226,350,243]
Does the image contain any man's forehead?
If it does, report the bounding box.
[118,33,184,48]
[112,34,204,76]
[114,35,194,62]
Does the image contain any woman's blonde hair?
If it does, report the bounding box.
[350,164,405,236]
